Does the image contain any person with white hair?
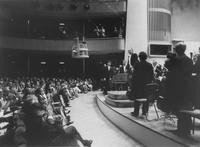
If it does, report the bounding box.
[165,42,194,135]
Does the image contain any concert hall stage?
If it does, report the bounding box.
[96,91,200,147]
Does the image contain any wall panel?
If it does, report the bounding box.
[148,0,171,43]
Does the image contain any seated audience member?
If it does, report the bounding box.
[35,87,55,117]
[59,84,70,107]
[165,43,193,135]
[46,85,57,102]
[84,79,93,91]
[74,84,81,94]
[23,102,92,146]
[100,26,106,37]
[0,88,6,111]
[35,88,48,107]
[131,52,154,117]
[94,25,100,37]
[113,26,118,37]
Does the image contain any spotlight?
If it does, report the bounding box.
[84,4,90,10]
[70,4,77,10]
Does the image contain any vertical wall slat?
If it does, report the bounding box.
[148,0,171,42]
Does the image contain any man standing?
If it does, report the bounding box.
[131,52,154,117]
[168,43,193,135]
[103,61,113,95]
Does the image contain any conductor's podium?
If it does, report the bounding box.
[105,91,134,108]
[111,73,129,90]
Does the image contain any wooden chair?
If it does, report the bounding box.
[146,82,160,119]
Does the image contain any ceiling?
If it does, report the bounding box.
[0,0,126,20]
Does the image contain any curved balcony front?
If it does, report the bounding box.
[0,36,125,54]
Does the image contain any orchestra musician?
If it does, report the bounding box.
[165,43,193,135]
[131,52,154,117]
[102,61,114,95]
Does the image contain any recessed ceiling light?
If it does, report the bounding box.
[59,61,65,65]
[40,61,46,65]
[59,23,65,26]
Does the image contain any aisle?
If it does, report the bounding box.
[69,91,143,147]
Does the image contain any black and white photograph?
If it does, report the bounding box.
[0,0,200,147]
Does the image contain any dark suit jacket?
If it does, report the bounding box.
[165,54,194,111]
[132,61,154,98]
[103,66,113,80]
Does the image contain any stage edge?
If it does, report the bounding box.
[95,94,186,147]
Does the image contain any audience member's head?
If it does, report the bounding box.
[35,88,45,96]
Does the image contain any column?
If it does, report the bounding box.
[125,0,148,60]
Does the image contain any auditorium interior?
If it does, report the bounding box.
[1,0,200,147]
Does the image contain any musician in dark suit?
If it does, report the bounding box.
[131,52,154,117]
[102,61,113,95]
[165,42,193,135]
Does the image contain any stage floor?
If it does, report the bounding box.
[98,91,200,147]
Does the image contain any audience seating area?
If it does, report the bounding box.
[0,77,93,147]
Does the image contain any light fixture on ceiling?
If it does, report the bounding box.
[59,22,65,26]
[59,61,65,65]
[40,61,46,65]
[84,4,90,10]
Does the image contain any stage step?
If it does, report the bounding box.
[105,95,134,108]
[107,91,128,100]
